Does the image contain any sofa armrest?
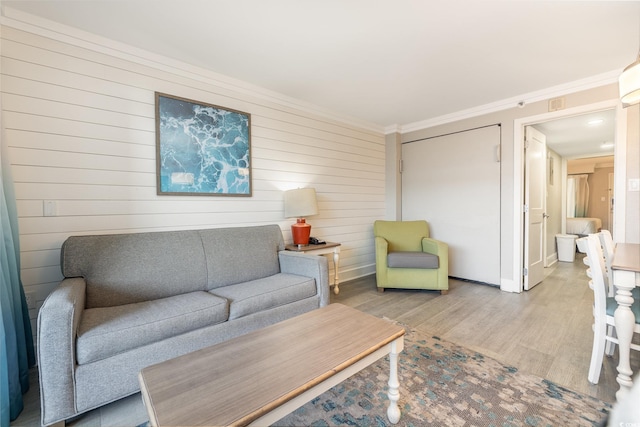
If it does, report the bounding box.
[38,277,86,426]
[279,251,330,307]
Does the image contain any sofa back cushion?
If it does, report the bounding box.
[200,225,285,290]
[61,230,208,308]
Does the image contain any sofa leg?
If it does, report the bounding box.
[440,290,449,295]
[377,287,385,293]
[50,421,65,427]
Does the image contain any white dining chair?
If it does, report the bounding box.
[598,230,615,297]
[578,234,640,384]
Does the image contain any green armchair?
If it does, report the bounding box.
[373,220,449,294]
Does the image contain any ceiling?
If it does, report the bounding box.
[534,109,616,159]
[2,0,639,130]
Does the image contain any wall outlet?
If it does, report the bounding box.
[25,292,36,310]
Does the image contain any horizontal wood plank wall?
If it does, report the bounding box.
[0,23,385,333]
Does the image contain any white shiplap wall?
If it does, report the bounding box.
[0,19,385,331]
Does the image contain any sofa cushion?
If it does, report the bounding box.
[76,292,228,364]
[211,273,316,320]
[387,251,439,269]
[199,225,285,290]
[61,230,208,308]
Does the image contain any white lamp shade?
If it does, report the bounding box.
[284,188,318,218]
[619,56,640,107]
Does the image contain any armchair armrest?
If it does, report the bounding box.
[279,251,330,307]
[422,237,449,286]
[375,236,389,267]
[374,236,389,285]
[421,237,447,257]
[37,277,86,426]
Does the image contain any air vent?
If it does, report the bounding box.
[548,97,566,112]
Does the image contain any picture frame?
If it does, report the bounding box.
[155,92,251,196]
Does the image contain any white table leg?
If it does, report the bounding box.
[332,251,340,294]
[613,269,637,401]
[386,338,403,424]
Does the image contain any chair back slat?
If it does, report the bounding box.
[598,230,615,296]
[578,235,608,322]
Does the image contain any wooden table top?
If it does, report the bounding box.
[612,243,640,274]
[138,303,405,427]
[285,241,341,251]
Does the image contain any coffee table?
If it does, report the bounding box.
[138,303,405,426]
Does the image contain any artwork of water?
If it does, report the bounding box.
[157,95,250,195]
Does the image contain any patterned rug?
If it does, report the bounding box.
[272,326,611,427]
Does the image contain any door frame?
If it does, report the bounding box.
[510,99,626,293]
[608,172,614,232]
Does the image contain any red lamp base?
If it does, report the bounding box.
[291,218,312,246]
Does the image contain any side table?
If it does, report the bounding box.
[285,242,342,294]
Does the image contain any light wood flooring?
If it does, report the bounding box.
[11,253,639,426]
[334,253,639,404]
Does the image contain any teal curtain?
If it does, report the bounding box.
[1,117,35,425]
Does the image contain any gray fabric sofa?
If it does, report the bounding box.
[37,224,329,426]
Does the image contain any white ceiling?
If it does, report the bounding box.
[534,109,616,159]
[2,0,639,131]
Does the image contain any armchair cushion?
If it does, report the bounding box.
[387,251,439,269]
[374,220,427,252]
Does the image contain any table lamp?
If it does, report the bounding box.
[284,188,318,246]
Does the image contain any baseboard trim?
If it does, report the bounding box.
[334,264,376,286]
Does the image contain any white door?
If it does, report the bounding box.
[402,125,501,285]
[524,126,546,290]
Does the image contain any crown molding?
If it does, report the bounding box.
[395,70,620,135]
[384,124,402,135]
[0,6,386,136]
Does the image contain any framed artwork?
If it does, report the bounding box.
[155,92,251,196]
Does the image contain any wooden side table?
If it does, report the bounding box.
[285,242,341,294]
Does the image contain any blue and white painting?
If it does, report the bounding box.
[156,93,251,196]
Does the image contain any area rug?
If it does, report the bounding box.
[272,325,611,427]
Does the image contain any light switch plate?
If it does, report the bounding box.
[44,200,57,216]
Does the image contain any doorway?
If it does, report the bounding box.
[512,99,626,293]
[534,109,616,222]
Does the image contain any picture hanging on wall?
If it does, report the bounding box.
[155,92,251,196]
